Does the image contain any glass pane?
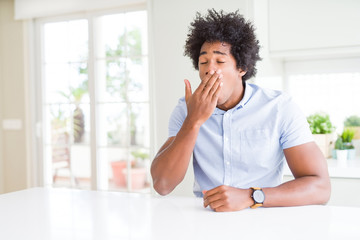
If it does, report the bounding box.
[97,58,127,102]
[68,62,89,104]
[43,18,90,190]
[44,63,71,103]
[96,14,126,59]
[127,57,149,102]
[129,103,150,148]
[44,20,88,63]
[99,146,150,192]
[45,104,72,145]
[95,11,147,58]
[45,62,88,104]
[98,103,129,147]
[99,147,130,191]
[125,11,148,56]
[50,143,91,189]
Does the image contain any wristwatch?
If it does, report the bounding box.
[250,187,265,209]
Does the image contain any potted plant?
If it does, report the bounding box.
[341,128,356,160]
[307,112,336,158]
[334,136,347,166]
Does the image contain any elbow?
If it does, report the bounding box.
[318,176,332,205]
[153,179,174,196]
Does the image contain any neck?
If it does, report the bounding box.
[217,81,246,111]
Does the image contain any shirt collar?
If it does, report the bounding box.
[237,82,253,109]
[213,82,253,115]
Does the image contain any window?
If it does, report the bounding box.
[287,72,360,131]
[284,58,360,133]
[39,9,150,192]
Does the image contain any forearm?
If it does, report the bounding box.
[203,175,331,212]
[262,175,331,207]
[151,118,200,195]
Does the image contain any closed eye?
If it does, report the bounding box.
[217,61,225,63]
[200,62,208,65]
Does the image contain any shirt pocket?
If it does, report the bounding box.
[240,129,272,168]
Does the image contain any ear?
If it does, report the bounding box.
[238,69,247,77]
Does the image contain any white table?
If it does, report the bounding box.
[0,188,359,240]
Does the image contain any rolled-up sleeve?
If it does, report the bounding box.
[279,94,314,149]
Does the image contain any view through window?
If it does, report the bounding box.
[42,10,149,192]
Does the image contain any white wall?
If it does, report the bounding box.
[0,3,3,193]
[150,0,250,196]
[0,0,28,194]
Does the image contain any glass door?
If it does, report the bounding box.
[40,9,150,192]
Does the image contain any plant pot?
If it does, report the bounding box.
[353,139,360,157]
[313,134,334,158]
[123,167,147,189]
[111,161,127,187]
[347,149,356,160]
[336,150,348,167]
[332,149,337,159]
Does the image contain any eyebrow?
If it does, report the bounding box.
[199,50,228,56]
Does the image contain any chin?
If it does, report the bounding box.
[216,98,226,107]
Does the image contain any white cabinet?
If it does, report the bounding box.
[268,0,360,57]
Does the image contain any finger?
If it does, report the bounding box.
[184,79,192,102]
[208,75,223,98]
[197,69,216,92]
[204,185,224,199]
[204,192,222,208]
[211,81,223,102]
[213,205,228,212]
[202,70,222,96]
[209,199,225,211]
[203,186,223,207]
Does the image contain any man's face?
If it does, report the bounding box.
[198,41,246,110]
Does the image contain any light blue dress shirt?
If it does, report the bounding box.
[168,83,313,197]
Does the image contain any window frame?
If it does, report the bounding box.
[33,5,152,191]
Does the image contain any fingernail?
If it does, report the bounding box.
[209,70,214,75]
[220,82,223,87]
[217,69,222,74]
[219,74,223,78]
[202,190,207,195]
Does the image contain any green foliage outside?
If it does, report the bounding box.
[344,115,360,127]
[307,113,335,134]
[131,150,149,161]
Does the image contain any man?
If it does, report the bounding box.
[151,9,330,212]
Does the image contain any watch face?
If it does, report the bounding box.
[253,190,265,203]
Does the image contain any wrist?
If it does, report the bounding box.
[183,117,202,131]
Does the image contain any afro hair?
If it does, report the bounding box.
[184,9,261,81]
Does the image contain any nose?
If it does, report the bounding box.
[205,63,217,75]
